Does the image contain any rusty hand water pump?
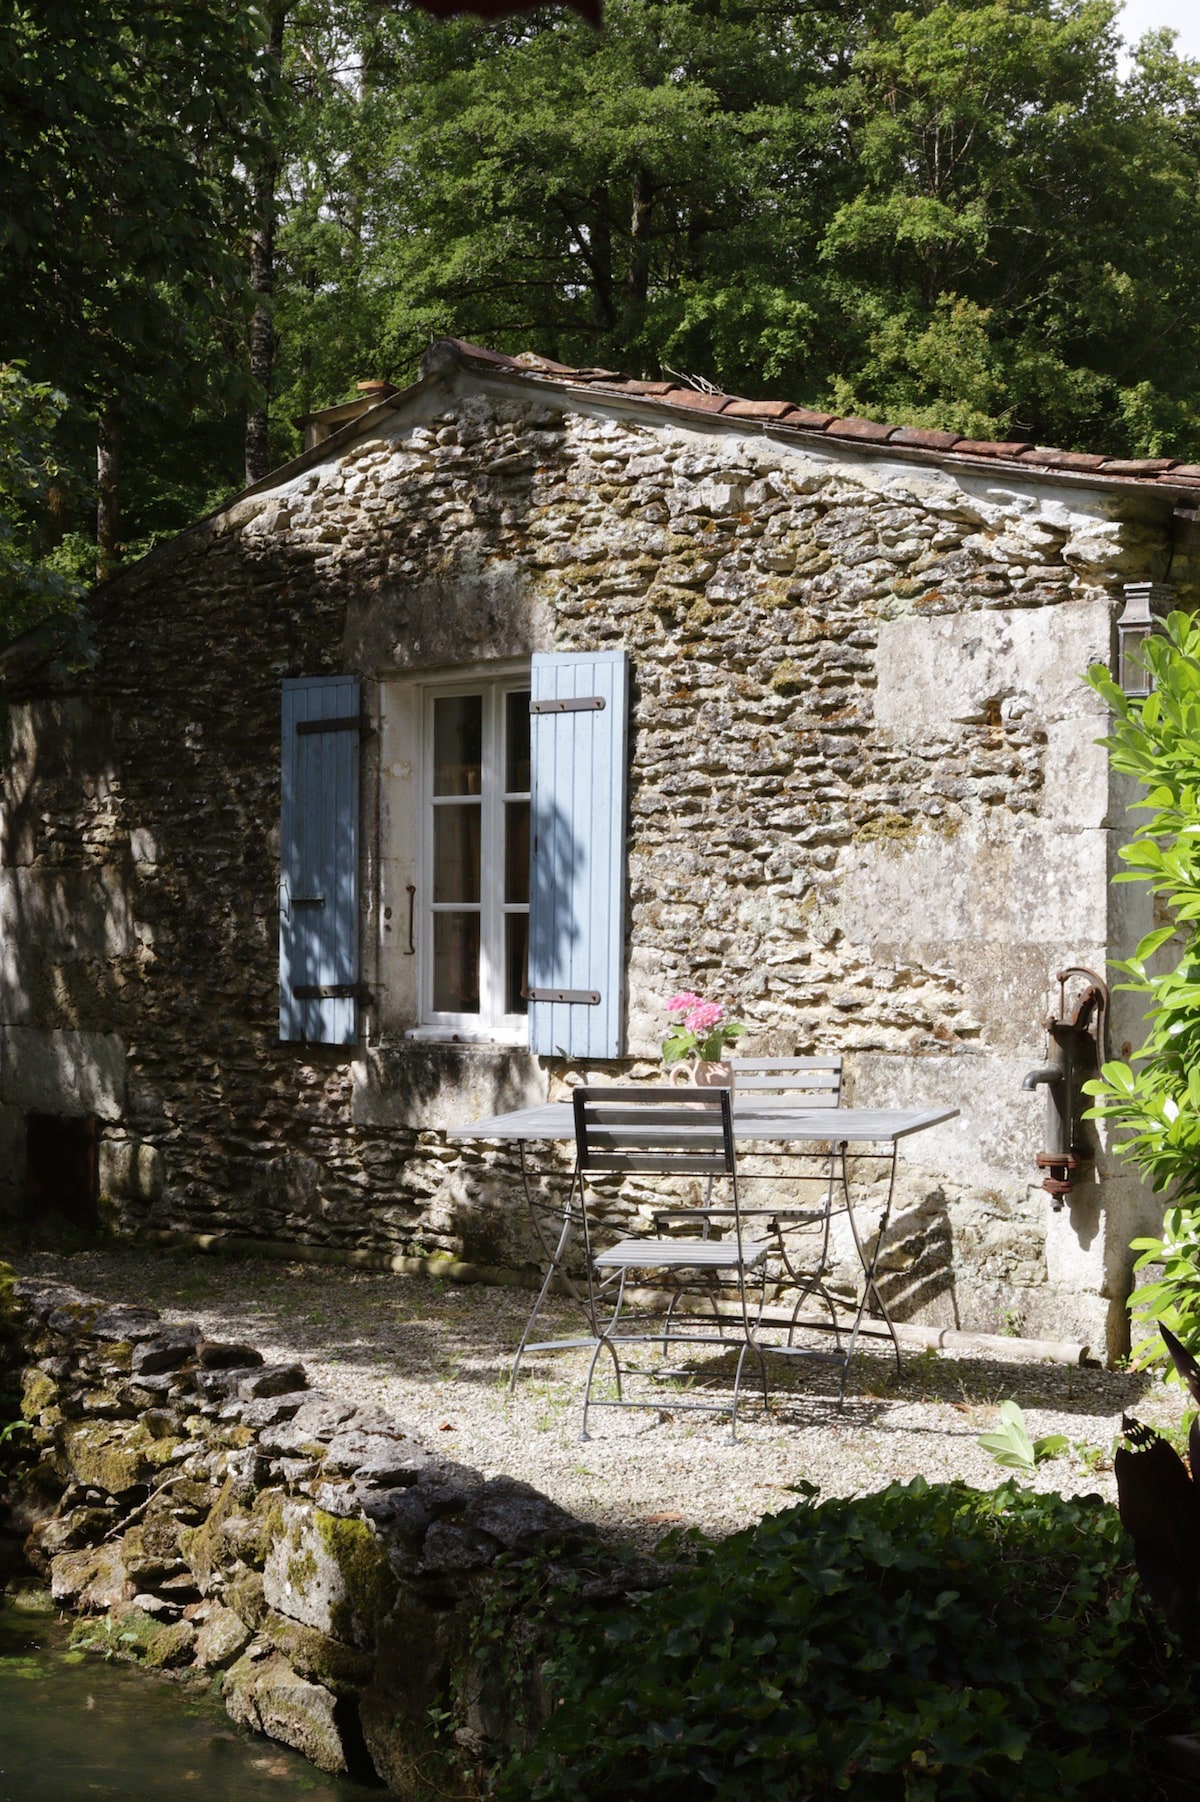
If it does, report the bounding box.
[1021,966,1109,1208]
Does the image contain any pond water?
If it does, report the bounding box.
[0,1595,380,1802]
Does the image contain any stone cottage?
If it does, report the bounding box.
[4,335,1198,1361]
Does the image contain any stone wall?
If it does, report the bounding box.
[2,363,1196,1352]
[7,1277,660,1795]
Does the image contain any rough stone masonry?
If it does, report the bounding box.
[3,339,1199,1358]
[8,1277,659,1795]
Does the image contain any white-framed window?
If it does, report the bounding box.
[418,673,531,1039]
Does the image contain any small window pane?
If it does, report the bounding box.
[434,803,481,902]
[505,913,529,1016]
[434,695,482,796]
[434,912,480,1012]
[505,800,530,904]
[505,690,531,793]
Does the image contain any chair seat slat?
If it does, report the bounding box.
[595,1238,770,1268]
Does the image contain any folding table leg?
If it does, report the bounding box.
[838,1143,903,1406]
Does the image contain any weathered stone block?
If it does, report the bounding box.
[262,1500,396,1649]
[61,1420,157,1495]
[223,1650,348,1775]
[0,1026,127,1119]
[193,1603,253,1670]
[50,1543,133,1612]
[262,1609,375,1696]
[143,1618,197,1668]
[98,1138,163,1204]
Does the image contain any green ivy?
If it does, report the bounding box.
[1085,618,1200,1369]
[494,1480,1195,1802]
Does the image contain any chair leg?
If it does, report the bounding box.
[581,1334,623,1442]
[509,1254,563,1394]
[728,1338,769,1443]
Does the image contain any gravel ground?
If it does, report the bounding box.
[9,1245,1186,1550]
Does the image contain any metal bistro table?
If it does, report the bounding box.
[447,1097,958,1404]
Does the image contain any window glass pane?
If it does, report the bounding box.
[434,695,482,795]
[504,800,530,904]
[505,912,529,1016]
[505,689,531,793]
[434,912,480,1012]
[434,803,481,902]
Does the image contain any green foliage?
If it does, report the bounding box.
[495,1480,1191,1802]
[1085,615,1200,1371]
[271,0,1200,461]
[0,0,273,576]
[1127,1208,1200,1373]
[10,0,1200,556]
[976,1400,1068,1472]
[0,366,87,639]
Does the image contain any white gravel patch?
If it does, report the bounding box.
[15,1246,1184,1550]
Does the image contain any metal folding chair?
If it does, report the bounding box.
[572,1085,771,1441]
[648,1057,851,1386]
[729,1057,847,1346]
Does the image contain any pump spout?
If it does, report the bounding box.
[1021,1064,1063,1091]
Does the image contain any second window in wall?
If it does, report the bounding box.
[425,677,531,1035]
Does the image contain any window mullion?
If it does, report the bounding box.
[480,687,502,1026]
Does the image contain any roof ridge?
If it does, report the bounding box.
[423,336,1200,493]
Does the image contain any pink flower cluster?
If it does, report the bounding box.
[667,992,725,1034]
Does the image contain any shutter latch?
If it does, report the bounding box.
[293,982,373,1002]
[529,696,605,714]
[526,987,601,1005]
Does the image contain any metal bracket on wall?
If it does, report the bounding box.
[292,983,374,1003]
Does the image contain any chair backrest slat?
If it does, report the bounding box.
[730,1056,842,1107]
[573,1085,736,1174]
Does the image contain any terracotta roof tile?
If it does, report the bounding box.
[444,337,523,370]
[1018,449,1109,471]
[1099,457,1178,475]
[722,398,799,420]
[781,405,836,429]
[951,438,1035,458]
[890,427,962,451]
[826,416,895,443]
[662,387,732,413]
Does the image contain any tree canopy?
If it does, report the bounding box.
[4,0,1200,625]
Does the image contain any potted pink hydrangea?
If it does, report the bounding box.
[661,991,748,1085]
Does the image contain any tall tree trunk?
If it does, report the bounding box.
[589,193,616,337]
[621,168,654,355]
[245,5,286,487]
[96,409,120,581]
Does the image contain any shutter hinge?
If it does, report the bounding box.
[293,983,373,1003]
[529,696,605,715]
[296,713,374,737]
[526,987,601,1005]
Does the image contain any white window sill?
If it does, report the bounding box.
[404,1026,530,1049]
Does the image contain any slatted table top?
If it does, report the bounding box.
[446,1099,959,1145]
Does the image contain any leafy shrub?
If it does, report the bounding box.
[1085,618,1200,1368]
[495,1480,1196,1802]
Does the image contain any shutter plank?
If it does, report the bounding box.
[528,650,628,1059]
[280,676,360,1045]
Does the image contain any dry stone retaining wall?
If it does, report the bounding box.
[6,1277,659,1795]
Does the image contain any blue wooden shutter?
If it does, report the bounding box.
[280,676,361,1046]
[528,649,629,1059]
